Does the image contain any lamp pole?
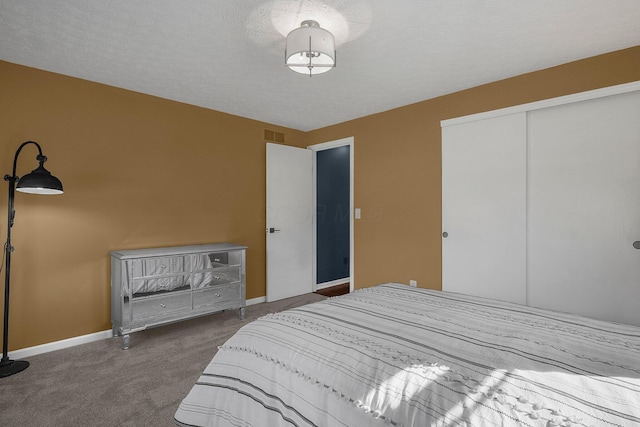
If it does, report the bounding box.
[0,141,63,378]
[1,158,20,375]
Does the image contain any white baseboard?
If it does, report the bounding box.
[4,329,114,360]
[3,296,268,359]
[246,295,265,306]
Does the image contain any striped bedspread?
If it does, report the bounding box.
[174,283,640,426]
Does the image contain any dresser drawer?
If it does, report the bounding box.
[208,252,229,266]
[131,274,190,295]
[192,253,229,272]
[193,284,242,309]
[131,291,191,321]
[130,256,189,278]
[191,266,240,289]
[194,250,243,269]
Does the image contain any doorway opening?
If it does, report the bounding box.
[309,137,354,293]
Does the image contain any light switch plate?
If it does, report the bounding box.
[355,208,361,219]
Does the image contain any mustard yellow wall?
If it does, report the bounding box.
[0,61,305,351]
[307,46,640,291]
[1,45,639,351]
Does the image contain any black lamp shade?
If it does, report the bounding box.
[16,164,64,195]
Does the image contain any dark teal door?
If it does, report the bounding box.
[316,145,350,284]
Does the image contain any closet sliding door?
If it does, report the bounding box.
[527,91,640,326]
[442,113,527,304]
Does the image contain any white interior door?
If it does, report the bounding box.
[442,113,527,304]
[527,91,640,326]
[266,143,313,302]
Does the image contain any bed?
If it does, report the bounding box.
[174,283,640,426]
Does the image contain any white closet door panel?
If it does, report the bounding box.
[528,91,640,326]
[442,113,527,304]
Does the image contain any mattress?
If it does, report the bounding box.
[174,283,640,426]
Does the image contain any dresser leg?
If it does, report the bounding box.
[238,307,246,320]
[121,334,130,350]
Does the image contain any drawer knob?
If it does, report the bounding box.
[160,264,166,269]
[214,275,221,280]
[213,258,221,262]
[160,303,166,308]
[215,293,220,297]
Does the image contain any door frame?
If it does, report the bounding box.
[308,137,354,293]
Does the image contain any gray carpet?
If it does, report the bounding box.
[0,292,326,426]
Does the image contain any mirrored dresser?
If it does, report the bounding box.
[110,243,246,349]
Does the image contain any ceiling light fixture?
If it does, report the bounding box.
[285,20,335,76]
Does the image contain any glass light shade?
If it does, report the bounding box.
[16,164,64,195]
[285,20,335,75]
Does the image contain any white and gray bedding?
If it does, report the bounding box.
[174,283,640,426]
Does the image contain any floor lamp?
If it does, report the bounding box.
[0,141,63,378]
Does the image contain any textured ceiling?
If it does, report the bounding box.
[1,0,640,131]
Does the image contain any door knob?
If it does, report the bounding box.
[442,232,448,238]
[633,241,640,249]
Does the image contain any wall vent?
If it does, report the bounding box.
[264,129,285,143]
